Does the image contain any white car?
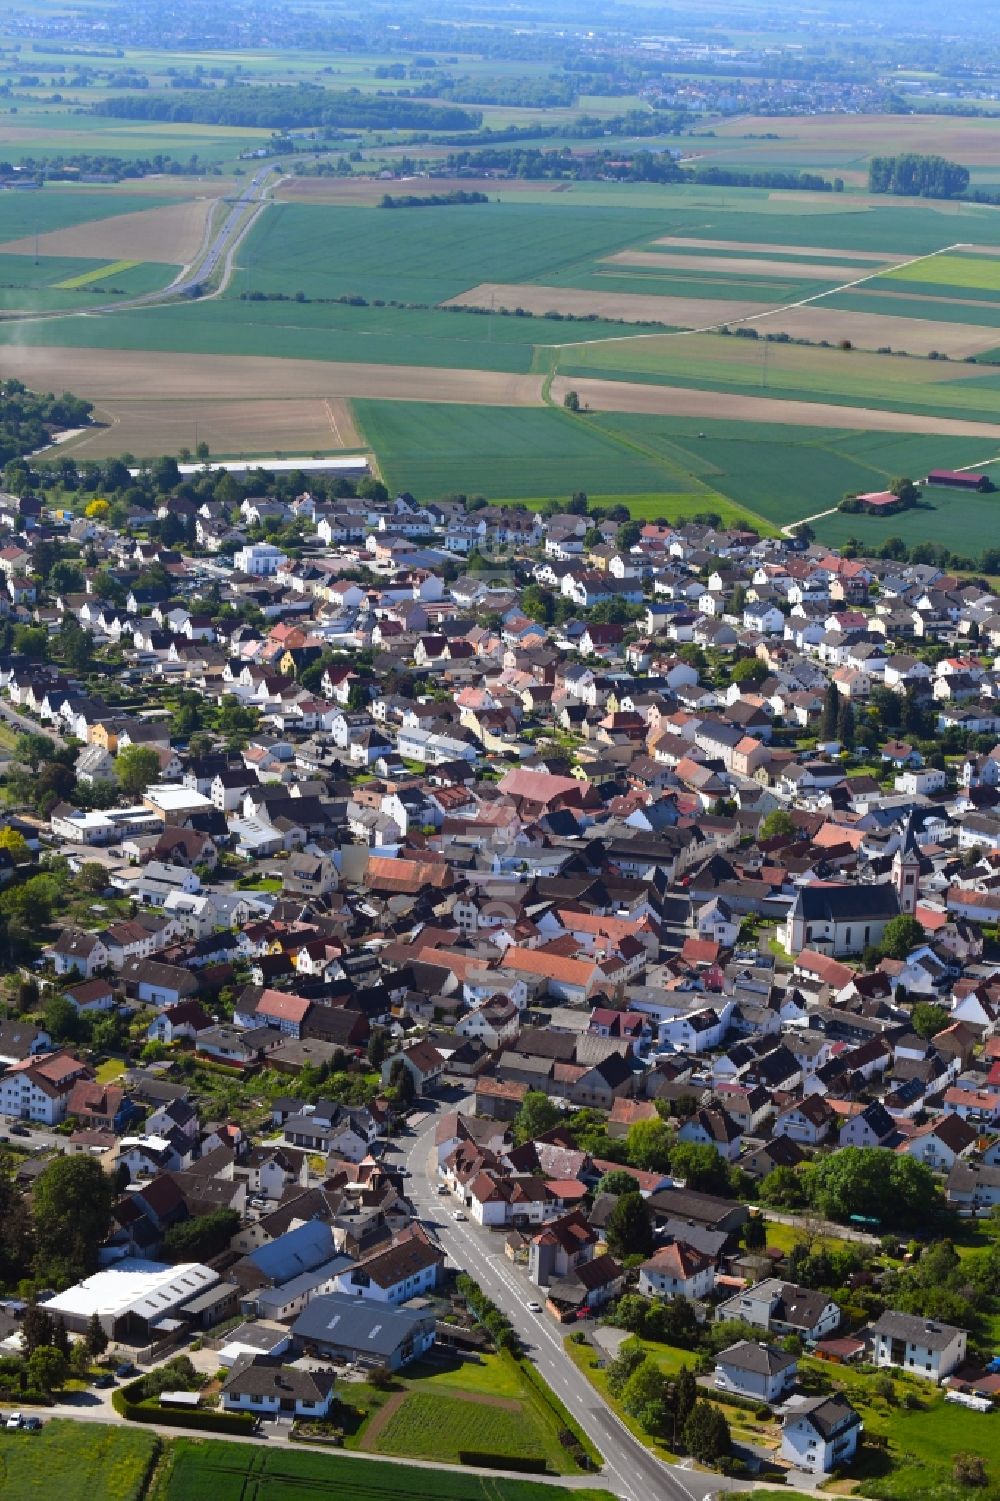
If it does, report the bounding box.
[527,1302,542,1314]
[6,1413,22,1430]
[452,1210,467,1221]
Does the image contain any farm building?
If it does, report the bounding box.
[926,469,994,492]
[853,491,906,515]
[43,1258,222,1340]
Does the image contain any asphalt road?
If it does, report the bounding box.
[403,1098,733,1501]
[0,701,66,748]
[169,167,272,297]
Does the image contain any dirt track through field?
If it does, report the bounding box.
[605,249,868,281]
[0,198,216,267]
[548,374,1000,436]
[652,236,906,263]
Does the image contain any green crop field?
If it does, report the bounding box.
[0,254,175,310]
[555,330,1000,421]
[586,412,1000,527]
[814,490,1000,556]
[159,1438,616,1501]
[0,297,658,370]
[234,201,679,305]
[824,290,1000,328]
[883,252,1000,290]
[354,400,708,500]
[0,1419,157,1501]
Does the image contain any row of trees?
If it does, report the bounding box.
[607,1340,730,1461]
[869,153,970,198]
[95,84,480,132]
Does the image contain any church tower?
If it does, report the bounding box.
[893,812,921,916]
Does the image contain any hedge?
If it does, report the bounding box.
[504,1351,602,1469]
[113,1382,258,1435]
[459,1452,549,1473]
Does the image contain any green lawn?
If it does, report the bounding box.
[799,1358,1000,1501]
[159,1437,615,1501]
[0,1419,157,1501]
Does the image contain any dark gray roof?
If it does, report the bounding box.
[291,1292,434,1357]
[717,1339,797,1376]
[871,1310,964,1350]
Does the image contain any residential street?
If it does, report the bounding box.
[403,1099,733,1501]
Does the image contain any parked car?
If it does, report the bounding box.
[21,1416,41,1431]
[6,1412,23,1429]
[452,1210,467,1222]
[92,1374,114,1389]
[115,1362,137,1379]
[9,1125,29,1137]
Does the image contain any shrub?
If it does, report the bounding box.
[953,1453,988,1487]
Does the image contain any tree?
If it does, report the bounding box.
[51,1316,70,1358]
[563,390,581,412]
[513,1090,561,1145]
[388,1057,415,1108]
[759,1165,808,1210]
[115,744,162,798]
[596,1169,641,1198]
[85,1310,108,1358]
[822,681,840,741]
[912,1001,949,1039]
[162,1208,240,1262]
[32,1155,113,1283]
[729,655,765,686]
[621,1357,670,1435]
[0,828,29,864]
[27,1345,68,1394]
[760,808,795,841]
[744,1213,767,1251]
[44,994,82,1045]
[836,695,855,750]
[669,1141,731,1195]
[14,732,55,772]
[804,1146,941,1229]
[626,1117,672,1172]
[683,1400,730,1464]
[20,1301,54,1358]
[607,1339,646,1398]
[674,1366,697,1429]
[617,520,642,551]
[13,626,48,661]
[606,1192,654,1259]
[880,913,924,960]
[367,1028,388,1069]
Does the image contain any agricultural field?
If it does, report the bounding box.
[2,102,1000,552]
[352,400,726,504]
[158,1438,615,1501]
[0,196,217,266]
[56,395,363,461]
[0,253,175,311]
[0,1419,157,1501]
